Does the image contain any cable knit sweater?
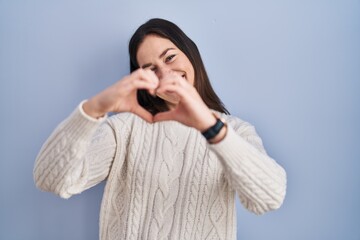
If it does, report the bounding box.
[33,102,286,240]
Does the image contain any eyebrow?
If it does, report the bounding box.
[141,48,175,69]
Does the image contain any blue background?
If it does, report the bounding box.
[1,1,359,239]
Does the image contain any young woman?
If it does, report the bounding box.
[34,18,286,240]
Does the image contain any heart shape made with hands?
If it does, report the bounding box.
[134,69,217,134]
[131,70,212,131]
[153,71,183,105]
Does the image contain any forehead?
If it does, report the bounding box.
[136,35,177,64]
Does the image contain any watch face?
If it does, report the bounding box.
[156,92,180,104]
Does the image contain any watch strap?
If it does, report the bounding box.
[201,116,225,140]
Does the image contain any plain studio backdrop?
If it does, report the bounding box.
[0,1,359,239]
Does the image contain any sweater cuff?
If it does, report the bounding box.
[57,101,108,140]
[207,125,238,149]
[208,125,264,172]
[208,125,286,192]
[205,125,273,175]
[78,100,108,122]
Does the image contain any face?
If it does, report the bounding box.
[136,34,195,86]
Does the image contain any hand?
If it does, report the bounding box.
[83,69,159,122]
[153,71,217,131]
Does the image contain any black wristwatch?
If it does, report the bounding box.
[201,114,226,140]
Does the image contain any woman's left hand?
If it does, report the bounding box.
[153,71,217,132]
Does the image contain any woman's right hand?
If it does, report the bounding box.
[83,68,159,122]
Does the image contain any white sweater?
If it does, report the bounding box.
[33,103,286,240]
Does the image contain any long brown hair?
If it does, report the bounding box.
[129,18,229,115]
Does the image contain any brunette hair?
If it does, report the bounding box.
[129,18,229,115]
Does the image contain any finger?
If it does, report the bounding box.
[156,91,180,104]
[153,110,177,122]
[130,79,158,93]
[135,69,159,95]
[156,84,187,99]
[157,84,204,107]
[136,68,159,86]
[157,76,190,99]
[132,105,154,123]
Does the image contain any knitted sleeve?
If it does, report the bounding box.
[208,116,287,215]
[33,102,117,199]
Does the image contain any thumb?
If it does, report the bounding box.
[132,105,154,123]
[153,110,177,122]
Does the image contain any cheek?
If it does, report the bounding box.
[180,59,194,82]
[189,70,195,85]
[187,63,195,85]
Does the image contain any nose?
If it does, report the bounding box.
[155,65,171,80]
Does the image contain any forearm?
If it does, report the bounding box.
[33,102,107,198]
[209,125,287,215]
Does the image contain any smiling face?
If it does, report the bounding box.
[136,34,195,86]
[129,18,228,114]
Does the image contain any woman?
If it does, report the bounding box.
[34,18,286,240]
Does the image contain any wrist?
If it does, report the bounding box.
[208,124,227,144]
[83,99,107,119]
[201,113,227,143]
[197,113,217,132]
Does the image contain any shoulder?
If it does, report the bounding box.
[215,111,259,138]
[215,111,250,130]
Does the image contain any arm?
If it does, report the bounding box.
[33,102,116,199]
[140,72,286,214]
[208,116,287,215]
[34,69,159,198]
